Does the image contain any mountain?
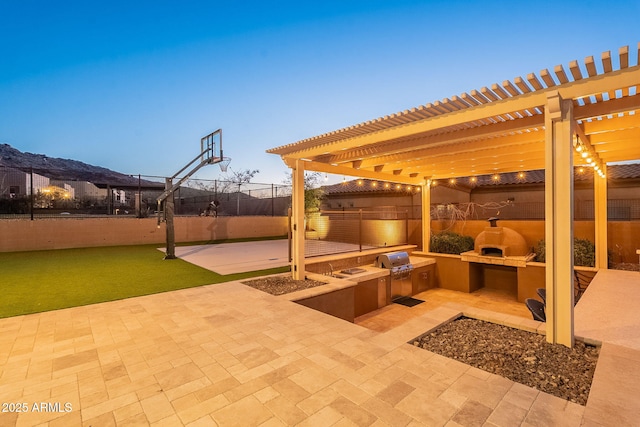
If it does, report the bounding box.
[0,144,161,188]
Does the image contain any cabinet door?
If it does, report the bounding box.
[355,279,379,317]
[378,276,389,308]
[412,265,435,294]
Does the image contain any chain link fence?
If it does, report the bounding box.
[2,164,639,221]
[0,166,292,218]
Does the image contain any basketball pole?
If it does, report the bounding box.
[156,129,230,260]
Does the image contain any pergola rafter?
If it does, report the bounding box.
[269,45,640,182]
[268,44,640,348]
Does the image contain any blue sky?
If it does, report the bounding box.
[1,0,638,185]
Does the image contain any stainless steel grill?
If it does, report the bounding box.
[376,251,414,300]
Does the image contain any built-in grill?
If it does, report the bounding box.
[376,251,414,301]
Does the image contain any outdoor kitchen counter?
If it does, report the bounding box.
[280,266,388,302]
[281,257,437,322]
[410,256,436,268]
[280,256,436,303]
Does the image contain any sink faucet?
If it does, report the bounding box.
[327,263,334,276]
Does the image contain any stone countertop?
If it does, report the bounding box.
[410,256,436,268]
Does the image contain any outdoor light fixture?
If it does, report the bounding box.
[449,178,456,185]
[469,176,477,184]
[492,174,500,182]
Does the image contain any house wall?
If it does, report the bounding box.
[0,216,289,252]
[68,181,107,199]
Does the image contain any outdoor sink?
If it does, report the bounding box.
[340,268,367,275]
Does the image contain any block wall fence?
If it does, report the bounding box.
[1,217,638,263]
[0,216,289,252]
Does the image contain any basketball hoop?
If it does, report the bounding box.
[218,157,231,172]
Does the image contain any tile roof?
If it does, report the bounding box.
[323,163,640,194]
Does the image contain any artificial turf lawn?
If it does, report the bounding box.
[0,245,289,319]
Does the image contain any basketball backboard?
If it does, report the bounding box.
[201,129,223,163]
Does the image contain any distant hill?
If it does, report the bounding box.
[0,144,161,188]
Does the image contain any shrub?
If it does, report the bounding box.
[430,232,475,255]
[534,238,595,267]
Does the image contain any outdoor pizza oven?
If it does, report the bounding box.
[474,217,529,257]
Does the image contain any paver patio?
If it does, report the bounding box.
[2,275,632,427]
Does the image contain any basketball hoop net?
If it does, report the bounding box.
[218,157,231,172]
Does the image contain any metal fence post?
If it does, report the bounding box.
[359,209,363,252]
[405,210,409,244]
[30,167,34,220]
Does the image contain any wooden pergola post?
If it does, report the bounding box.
[422,180,431,252]
[594,164,608,269]
[544,91,575,348]
[291,159,306,280]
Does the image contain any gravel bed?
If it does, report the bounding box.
[611,262,640,271]
[242,275,327,296]
[411,317,599,405]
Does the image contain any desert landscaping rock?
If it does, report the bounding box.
[242,275,327,296]
[412,317,599,405]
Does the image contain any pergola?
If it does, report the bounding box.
[267,44,640,347]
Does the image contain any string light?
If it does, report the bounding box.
[574,134,605,178]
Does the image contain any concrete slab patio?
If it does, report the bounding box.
[1,277,626,427]
[168,240,372,275]
[169,241,290,275]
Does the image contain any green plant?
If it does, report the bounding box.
[430,232,475,254]
[534,238,595,267]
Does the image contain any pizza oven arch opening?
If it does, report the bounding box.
[481,247,504,257]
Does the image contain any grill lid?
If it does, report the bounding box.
[376,251,411,269]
